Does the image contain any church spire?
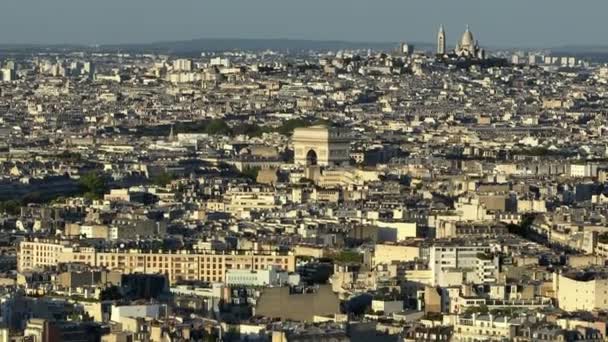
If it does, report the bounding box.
[437,25,446,55]
[169,124,175,142]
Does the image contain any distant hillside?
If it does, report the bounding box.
[0,38,435,56]
[551,45,608,53]
[549,45,608,62]
[3,39,608,59]
[100,38,434,55]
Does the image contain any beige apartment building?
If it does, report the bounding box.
[554,270,608,312]
[373,243,421,266]
[225,190,278,214]
[18,239,295,284]
[451,314,519,341]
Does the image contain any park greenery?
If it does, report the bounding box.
[55,151,83,163]
[240,167,261,181]
[511,147,577,158]
[78,171,108,200]
[0,200,20,215]
[132,117,331,138]
[151,172,175,187]
[332,250,364,264]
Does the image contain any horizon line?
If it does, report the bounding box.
[0,36,605,52]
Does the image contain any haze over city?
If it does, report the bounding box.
[1,0,608,47]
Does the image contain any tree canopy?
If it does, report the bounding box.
[79,172,107,200]
[332,250,363,264]
[151,172,175,187]
[0,200,20,215]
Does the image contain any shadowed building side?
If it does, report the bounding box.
[255,285,340,322]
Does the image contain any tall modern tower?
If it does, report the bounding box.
[437,25,446,55]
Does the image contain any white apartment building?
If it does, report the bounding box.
[225,266,290,287]
[429,244,493,286]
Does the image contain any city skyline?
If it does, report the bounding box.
[2,0,608,48]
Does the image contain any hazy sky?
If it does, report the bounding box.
[1,0,607,47]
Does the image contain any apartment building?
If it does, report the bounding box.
[224,190,278,215]
[452,314,520,341]
[554,270,608,312]
[429,244,493,286]
[18,239,295,284]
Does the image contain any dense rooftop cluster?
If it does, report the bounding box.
[0,44,608,341]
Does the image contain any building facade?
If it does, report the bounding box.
[18,240,295,284]
[554,271,608,312]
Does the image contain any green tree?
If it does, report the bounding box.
[232,123,270,137]
[241,167,260,181]
[333,250,363,264]
[0,200,20,215]
[204,119,232,135]
[312,119,332,126]
[79,172,107,200]
[276,119,310,136]
[57,151,82,163]
[151,172,174,187]
[465,304,489,315]
[202,334,217,342]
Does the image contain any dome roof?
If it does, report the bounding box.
[460,27,475,47]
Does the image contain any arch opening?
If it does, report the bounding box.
[306,150,318,166]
